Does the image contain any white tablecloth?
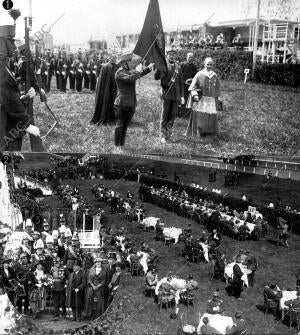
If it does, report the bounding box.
[224,263,252,287]
[279,290,298,310]
[163,227,183,243]
[142,217,160,229]
[197,313,233,335]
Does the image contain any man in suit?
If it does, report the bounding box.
[66,259,86,321]
[0,25,40,151]
[154,48,184,143]
[179,52,197,117]
[114,52,154,150]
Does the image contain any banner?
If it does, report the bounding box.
[133,0,167,73]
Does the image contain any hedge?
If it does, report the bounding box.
[176,49,253,82]
[252,63,300,87]
[139,174,300,234]
[176,49,300,86]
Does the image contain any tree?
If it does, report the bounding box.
[9,9,21,27]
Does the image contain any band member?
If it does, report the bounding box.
[66,259,86,321]
[0,24,40,151]
[154,48,184,143]
[114,52,154,150]
[91,53,119,126]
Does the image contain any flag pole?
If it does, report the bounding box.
[140,27,163,63]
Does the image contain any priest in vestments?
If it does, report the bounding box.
[90,54,119,126]
[186,57,221,137]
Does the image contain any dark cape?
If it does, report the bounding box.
[91,62,119,126]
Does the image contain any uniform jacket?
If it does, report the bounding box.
[114,66,151,107]
[0,62,31,147]
[154,61,184,101]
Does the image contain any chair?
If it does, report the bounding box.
[158,293,175,312]
[180,291,195,309]
[130,262,140,276]
[145,286,156,298]
[288,307,300,331]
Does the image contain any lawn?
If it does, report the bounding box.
[20,75,300,156]
[36,177,300,335]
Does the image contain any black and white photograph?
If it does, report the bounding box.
[0,0,300,334]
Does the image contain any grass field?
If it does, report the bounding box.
[38,177,300,335]
[20,75,300,157]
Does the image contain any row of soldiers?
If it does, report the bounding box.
[6,49,106,93]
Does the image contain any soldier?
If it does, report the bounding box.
[75,63,84,92]
[113,52,154,150]
[154,48,184,143]
[51,256,68,318]
[0,25,40,151]
[14,253,34,314]
[69,60,76,90]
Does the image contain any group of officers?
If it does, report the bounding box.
[0,214,121,321]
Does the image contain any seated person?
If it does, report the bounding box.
[206,289,224,314]
[185,274,198,291]
[226,312,247,335]
[147,248,159,269]
[238,222,250,238]
[158,274,177,301]
[201,316,223,335]
[284,290,300,308]
[146,268,158,290]
[264,283,282,310]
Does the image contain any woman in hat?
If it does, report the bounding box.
[186,57,221,138]
[29,261,47,318]
[85,258,109,319]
